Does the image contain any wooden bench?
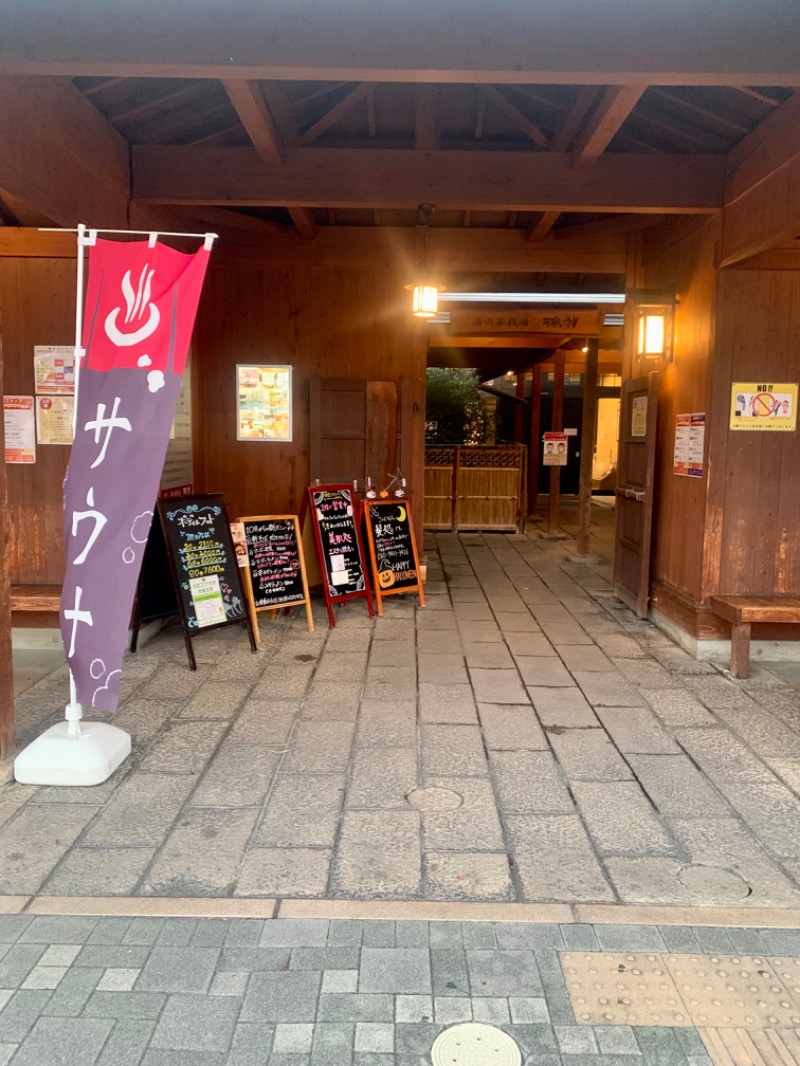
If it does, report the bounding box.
[709,595,800,678]
[10,584,62,628]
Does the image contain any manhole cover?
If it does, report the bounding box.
[678,864,751,900]
[406,787,462,811]
[431,1024,521,1066]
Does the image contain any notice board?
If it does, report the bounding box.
[236,515,313,638]
[132,493,257,668]
[304,484,374,627]
[363,499,425,614]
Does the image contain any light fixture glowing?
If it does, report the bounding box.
[408,283,441,318]
[628,289,676,363]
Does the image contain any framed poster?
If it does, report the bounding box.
[236,364,292,442]
[34,345,75,395]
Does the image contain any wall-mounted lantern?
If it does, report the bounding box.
[628,289,676,365]
[407,203,445,317]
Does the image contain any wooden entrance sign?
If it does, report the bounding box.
[362,499,425,615]
[236,516,314,642]
[131,493,257,668]
[303,484,374,628]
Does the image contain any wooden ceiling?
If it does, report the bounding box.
[2,0,800,247]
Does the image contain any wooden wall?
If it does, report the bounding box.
[707,269,800,596]
[639,218,719,630]
[189,240,427,532]
[1,253,75,583]
[639,217,800,639]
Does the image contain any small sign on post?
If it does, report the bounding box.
[362,499,425,615]
[542,431,568,466]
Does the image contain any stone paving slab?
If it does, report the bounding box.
[6,509,800,912]
[9,913,800,1064]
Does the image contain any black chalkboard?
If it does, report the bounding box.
[363,499,426,614]
[305,484,374,627]
[143,493,256,668]
[131,511,178,632]
[237,515,314,634]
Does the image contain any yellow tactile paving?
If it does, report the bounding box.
[561,953,692,1027]
[562,953,800,1029]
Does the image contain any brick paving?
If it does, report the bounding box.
[3,503,800,907]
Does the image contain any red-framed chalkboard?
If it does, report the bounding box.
[302,484,374,628]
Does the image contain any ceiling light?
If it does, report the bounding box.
[438,292,626,305]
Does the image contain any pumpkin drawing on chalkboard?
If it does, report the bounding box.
[378,569,396,589]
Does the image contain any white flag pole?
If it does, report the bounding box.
[15,225,215,786]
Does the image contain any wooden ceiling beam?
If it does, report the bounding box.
[526,211,561,242]
[650,88,751,135]
[415,84,441,149]
[366,85,377,137]
[222,79,285,163]
[0,74,130,226]
[552,214,668,242]
[572,85,645,168]
[725,90,800,194]
[300,83,368,145]
[132,146,725,213]
[550,87,598,152]
[480,86,547,147]
[112,83,200,125]
[288,206,317,238]
[5,1,800,84]
[182,204,291,236]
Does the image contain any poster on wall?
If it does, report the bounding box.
[542,431,568,465]
[729,382,798,431]
[34,345,75,395]
[36,396,75,445]
[236,364,292,441]
[673,412,705,477]
[4,395,36,463]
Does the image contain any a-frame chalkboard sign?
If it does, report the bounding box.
[130,493,257,668]
[362,499,426,615]
[302,484,374,628]
[236,515,314,641]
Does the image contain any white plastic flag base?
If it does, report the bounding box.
[14,721,131,786]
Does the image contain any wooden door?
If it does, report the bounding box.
[309,378,410,490]
[614,373,659,617]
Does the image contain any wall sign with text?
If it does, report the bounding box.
[729,382,798,432]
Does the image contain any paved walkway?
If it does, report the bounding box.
[5,912,800,1065]
[4,503,800,909]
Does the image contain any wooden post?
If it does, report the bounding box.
[547,349,565,536]
[514,370,525,443]
[528,363,542,518]
[575,338,600,559]
[0,309,15,758]
[451,445,460,532]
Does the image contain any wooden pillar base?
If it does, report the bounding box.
[539,531,568,541]
[730,622,751,679]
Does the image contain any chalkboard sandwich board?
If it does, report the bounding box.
[363,499,426,615]
[303,484,374,628]
[132,493,257,669]
[235,515,314,641]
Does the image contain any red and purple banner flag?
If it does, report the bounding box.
[60,237,210,712]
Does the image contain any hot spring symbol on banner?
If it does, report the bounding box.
[60,237,211,712]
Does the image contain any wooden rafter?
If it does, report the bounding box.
[113,83,200,125]
[480,85,547,146]
[223,79,316,237]
[299,83,368,145]
[551,214,667,242]
[183,204,290,236]
[571,85,645,168]
[526,211,560,242]
[366,85,377,137]
[650,88,751,135]
[415,84,440,149]
[733,86,782,107]
[474,94,486,140]
[550,87,598,151]
[222,79,285,163]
